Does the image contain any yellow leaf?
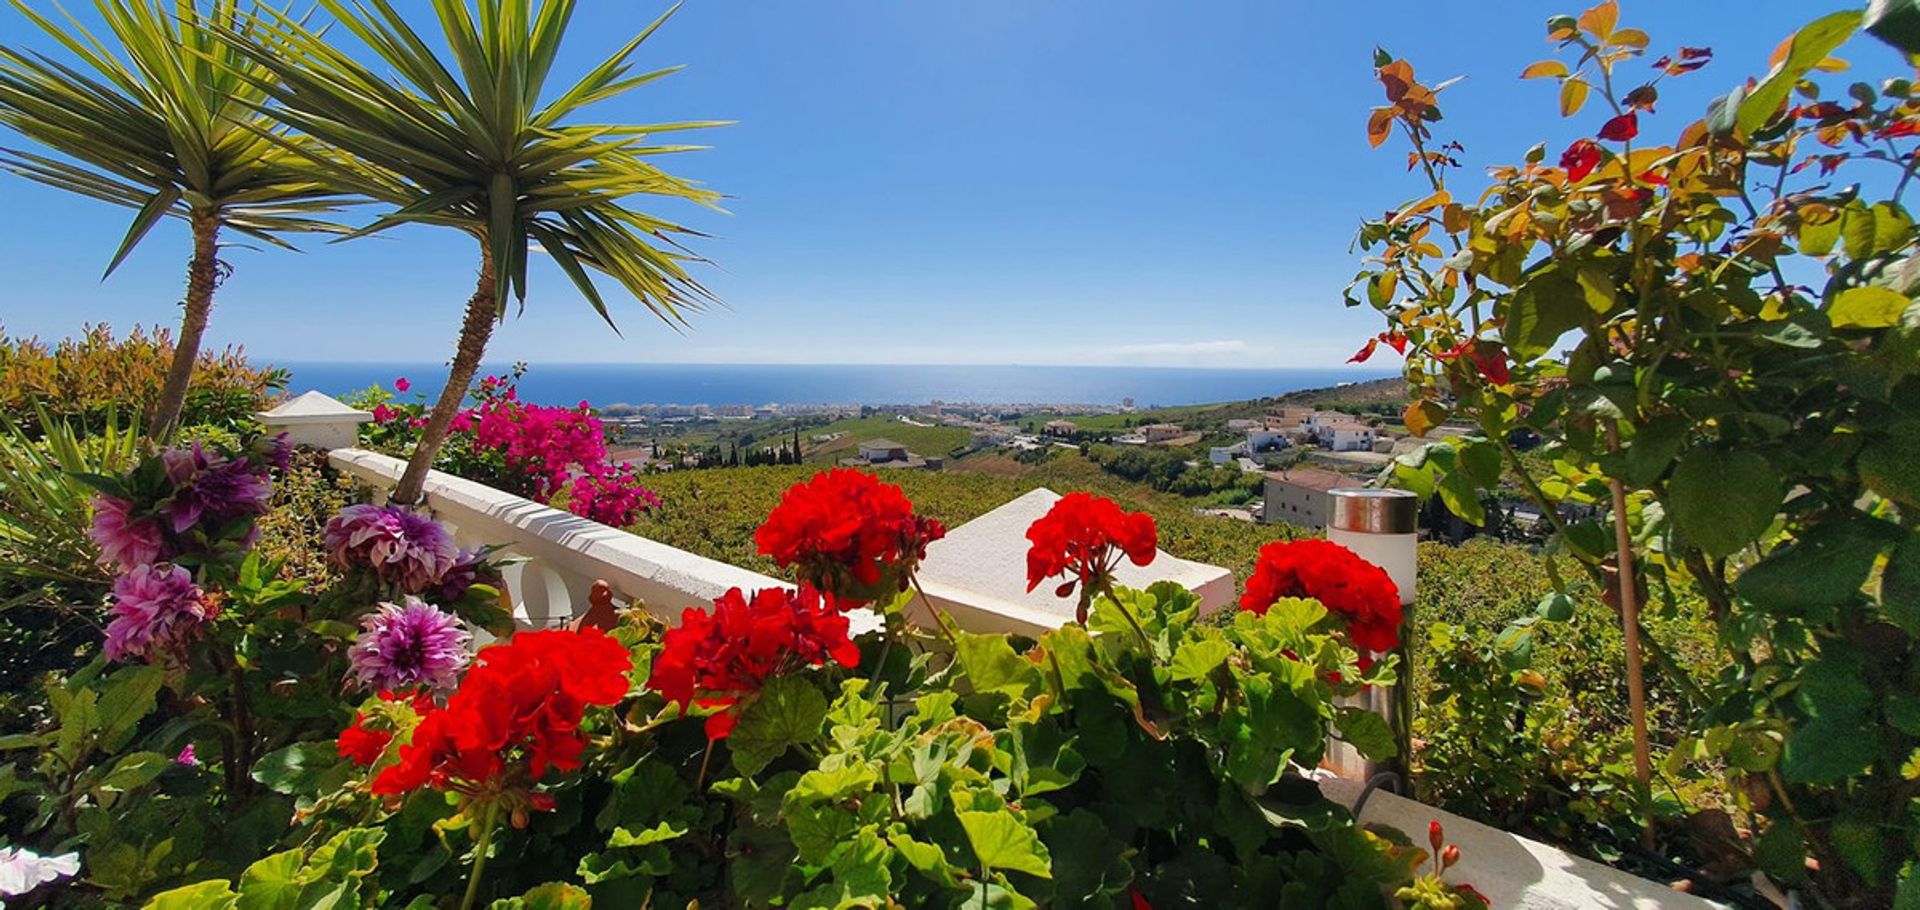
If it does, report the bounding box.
[1610,27,1649,49]
[1578,0,1618,40]
[1405,400,1448,438]
[1390,189,1451,226]
[1831,286,1913,329]
[1814,55,1851,73]
[1560,78,1591,117]
[1521,60,1570,80]
[1367,108,1395,149]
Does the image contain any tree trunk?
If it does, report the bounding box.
[392,251,498,506]
[152,209,222,442]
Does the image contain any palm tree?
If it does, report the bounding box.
[0,0,345,440]
[234,0,722,504]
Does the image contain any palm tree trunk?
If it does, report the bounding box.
[393,251,497,506]
[152,209,222,442]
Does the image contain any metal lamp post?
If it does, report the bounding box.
[1324,487,1419,784]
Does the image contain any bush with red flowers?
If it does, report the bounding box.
[1023,491,1157,623]
[753,468,945,605]
[1241,538,1403,654]
[370,628,631,813]
[646,585,859,740]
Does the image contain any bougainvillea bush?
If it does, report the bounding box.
[355,367,659,527]
[0,451,1489,907]
[1352,1,1920,904]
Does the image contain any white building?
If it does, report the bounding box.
[1322,421,1379,452]
[1209,441,1250,465]
[1245,429,1289,455]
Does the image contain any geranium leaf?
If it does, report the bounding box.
[958,809,1053,879]
[729,675,827,777]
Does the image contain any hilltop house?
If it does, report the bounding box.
[1141,423,1184,443]
[859,438,911,464]
[1262,468,1358,529]
[1042,419,1079,438]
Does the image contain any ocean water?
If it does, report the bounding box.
[277,362,1390,409]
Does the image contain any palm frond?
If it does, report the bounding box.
[0,0,349,272]
[229,0,722,322]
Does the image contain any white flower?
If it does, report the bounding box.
[0,846,80,897]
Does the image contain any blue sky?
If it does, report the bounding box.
[0,1,1865,368]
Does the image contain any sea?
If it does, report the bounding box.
[276,362,1390,409]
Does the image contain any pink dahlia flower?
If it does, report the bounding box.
[104,564,215,662]
[89,494,164,570]
[346,597,471,692]
[323,504,457,594]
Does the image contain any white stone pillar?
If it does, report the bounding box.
[258,391,373,451]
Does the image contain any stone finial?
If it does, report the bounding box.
[569,579,620,632]
[258,391,373,451]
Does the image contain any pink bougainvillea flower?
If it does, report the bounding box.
[175,744,197,766]
[394,377,411,393]
[0,847,80,898]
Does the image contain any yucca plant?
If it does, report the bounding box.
[234,0,723,504]
[0,0,346,441]
[0,407,137,589]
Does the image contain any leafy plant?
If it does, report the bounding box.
[0,1,343,439]
[1353,2,1920,903]
[0,324,285,436]
[229,0,724,505]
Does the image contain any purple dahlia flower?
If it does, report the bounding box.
[159,443,272,533]
[346,597,471,692]
[323,504,457,594]
[104,563,215,662]
[89,494,165,570]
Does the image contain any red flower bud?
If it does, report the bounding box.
[1429,820,1445,853]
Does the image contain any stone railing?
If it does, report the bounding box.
[261,392,1723,910]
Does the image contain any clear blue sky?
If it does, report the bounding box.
[0,1,1864,368]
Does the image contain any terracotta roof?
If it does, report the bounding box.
[1264,468,1359,491]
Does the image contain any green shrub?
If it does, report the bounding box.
[0,324,285,434]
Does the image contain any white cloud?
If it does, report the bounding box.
[1109,339,1250,358]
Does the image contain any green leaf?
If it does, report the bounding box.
[251,741,345,797]
[1738,11,1864,135]
[1004,719,1086,796]
[495,883,592,910]
[1782,716,1879,785]
[1621,416,1690,486]
[1436,464,1487,527]
[955,630,1042,700]
[235,848,305,910]
[1736,517,1904,615]
[98,751,172,793]
[1536,591,1575,622]
[142,881,240,909]
[1831,287,1914,329]
[1669,448,1782,558]
[606,821,686,848]
[1883,533,1920,635]
[1170,637,1234,682]
[1334,707,1398,761]
[730,675,827,777]
[959,809,1053,879]
[1040,810,1133,908]
[95,663,165,753]
[1862,421,1920,509]
[1502,269,1586,361]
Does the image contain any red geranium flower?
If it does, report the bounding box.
[1560,138,1602,182]
[756,469,946,604]
[1024,493,1157,624]
[369,628,631,819]
[647,586,860,740]
[1241,539,1403,654]
[336,689,435,767]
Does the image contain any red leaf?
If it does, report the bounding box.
[1598,113,1639,142]
[1559,139,1602,182]
[1349,337,1381,363]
